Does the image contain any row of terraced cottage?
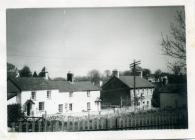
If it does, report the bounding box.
[7,70,155,117]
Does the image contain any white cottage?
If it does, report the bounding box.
[7,73,101,117]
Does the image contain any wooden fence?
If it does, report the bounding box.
[9,110,187,132]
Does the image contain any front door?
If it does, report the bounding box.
[27,102,31,116]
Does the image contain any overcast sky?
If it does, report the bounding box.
[7,7,184,78]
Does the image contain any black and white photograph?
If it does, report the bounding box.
[6,6,188,133]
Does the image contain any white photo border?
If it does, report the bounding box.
[1,0,195,139]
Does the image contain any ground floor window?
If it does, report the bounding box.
[69,103,73,111]
[39,102,44,111]
[87,102,91,111]
[147,101,149,107]
[58,104,63,113]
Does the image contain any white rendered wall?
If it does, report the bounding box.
[130,88,154,110]
[20,89,59,117]
[18,89,100,117]
[7,95,17,105]
[62,90,101,113]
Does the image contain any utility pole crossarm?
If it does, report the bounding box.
[129,59,141,110]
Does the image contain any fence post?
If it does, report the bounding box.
[48,121,51,132]
[72,118,75,131]
[11,122,15,132]
[74,118,77,131]
[127,116,130,128]
[119,117,122,129]
[78,119,82,131]
[81,119,84,131]
[25,122,29,132]
[129,116,132,129]
[87,119,90,130]
[100,118,103,130]
[109,117,113,129]
[56,121,59,131]
[19,121,22,132]
[61,121,64,131]
[91,118,95,130]
[38,121,42,132]
[43,121,47,132]
[168,112,171,129]
[67,119,70,131]
[97,118,100,130]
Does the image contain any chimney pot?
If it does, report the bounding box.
[112,69,119,78]
[67,72,74,82]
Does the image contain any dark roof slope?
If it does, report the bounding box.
[11,77,57,91]
[49,80,75,92]
[7,80,21,100]
[159,83,187,95]
[73,81,100,91]
[119,76,154,88]
[8,78,100,93]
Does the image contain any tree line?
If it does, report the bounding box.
[7,62,165,82]
[7,63,47,79]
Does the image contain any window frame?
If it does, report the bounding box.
[69,92,73,97]
[39,102,44,111]
[58,104,63,113]
[31,91,36,100]
[69,103,73,111]
[87,91,90,97]
[47,90,51,99]
[87,102,91,111]
[147,101,149,107]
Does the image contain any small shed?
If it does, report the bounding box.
[159,84,187,109]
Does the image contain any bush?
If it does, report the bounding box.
[7,104,24,126]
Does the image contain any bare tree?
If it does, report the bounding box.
[161,10,186,68]
[87,69,101,85]
[103,70,111,79]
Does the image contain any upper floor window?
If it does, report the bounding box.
[31,91,36,100]
[39,102,44,111]
[58,104,63,113]
[69,92,73,97]
[69,103,73,111]
[87,102,91,111]
[147,101,149,107]
[47,90,51,99]
[87,91,90,97]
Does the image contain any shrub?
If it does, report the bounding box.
[7,104,24,126]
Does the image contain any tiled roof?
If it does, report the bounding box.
[48,80,74,92]
[10,77,57,91]
[118,76,154,88]
[72,81,100,91]
[8,78,100,93]
[7,79,21,100]
[50,81,100,92]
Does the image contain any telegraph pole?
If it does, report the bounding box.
[130,60,141,110]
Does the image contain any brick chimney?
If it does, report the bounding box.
[112,69,119,78]
[44,67,49,80]
[67,71,74,82]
